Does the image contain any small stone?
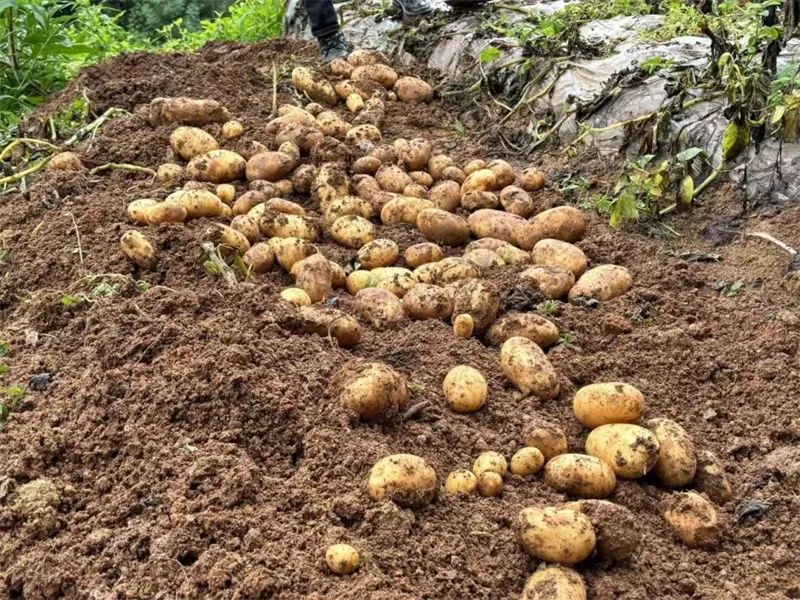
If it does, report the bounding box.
[776,309,799,327]
[602,314,632,335]
[676,578,697,594]
[29,372,52,391]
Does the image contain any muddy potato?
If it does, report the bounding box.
[221,120,244,139]
[120,231,156,268]
[372,267,416,297]
[445,469,478,495]
[276,126,325,154]
[242,242,275,273]
[443,365,487,413]
[573,383,645,430]
[182,181,214,192]
[148,97,230,126]
[413,262,441,285]
[376,165,413,193]
[477,472,503,497]
[340,361,407,421]
[499,186,535,217]
[368,453,437,508]
[585,424,661,480]
[516,507,596,565]
[487,313,559,348]
[664,492,719,548]
[292,306,361,348]
[291,67,337,105]
[429,180,462,212]
[280,287,312,306]
[355,98,385,129]
[266,198,305,216]
[127,199,158,224]
[404,242,444,268]
[523,419,568,460]
[409,171,433,188]
[353,174,382,205]
[346,270,374,295]
[453,313,474,338]
[357,238,399,269]
[330,57,355,77]
[511,447,545,477]
[468,209,537,250]
[204,223,250,255]
[441,166,466,184]
[345,124,382,145]
[269,107,316,130]
[402,284,453,320]
[487,159,516,188]
[530,206,588,244]
[269,237,318,271]
[278,142,301,166]
[156,163,183,185]
[427,155,454,180]
[463,249,504,270]
[325,543,359,575]
[215,184,236,204]
[461,191,499,211]
[370,144,396,164]
[316,111,351,139]
[322,195,373,227]
[520,265,575,300]
[381,196,434,225]
[545,454,618,499]
[355,288,406,330]
[519,167,546,192]
[521,566,587,600]
[434,257,480,285]
[473,451,507,477]
[461,169,498,194]
[334,79,386,102]
[249,180,279,195]
[289,165,315,195]
[417,208,471,246]
[247,203,266,221]
[394,76,434,103]
[293,254,333,303]
[569,264,633,303]
[169,189,228,219]
[500,336,559,399]
[246,151,295,182]
[403,183,427,199]
[647,418,697,487]
[396,138,432,171]
[275,179,295,195]
[169,126,219,160]
[145,202,187,225]
[563,500,641,561]
[353,156,382,175]
[330,215,377,248]
[451,279,500,334]
[187,149,246,183]
[352,63,398,88]
[463,159,487,175]
[693,451,733,504]
[348,48,389,66]
[232,190,267,216]
[496,243,532,265]
[260,211,320,241]
[533,239,588,278]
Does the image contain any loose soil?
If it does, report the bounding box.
[1,39,799,600]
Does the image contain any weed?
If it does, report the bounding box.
[135,280,151,293]
[453,119,468,137]
[0,247,9,265]
[608,155,673,227]
[0,340,9,358]
[640,0,704,42]
[716,280,745,297]
[6,384,25,405]
[91,281,120,298]
[60,293,88,310]
[479,45,502,65]
[640,56,675,75]
[537,300,560,315]
[0,363,8,377]
[558,332,576,346]
[0,403,8,426]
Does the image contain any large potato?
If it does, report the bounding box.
[347,48,389,66]
[394,76,434,103]
[429,180,462,212]
[530,206,588,244]
[442,166,467,184]
[169,189,227,219]
[487,159,516,188]
[368,454,437,508]
[499,186,535,217]
[544,454,617,499]
[585,424,661,479]
[520,265,575,299]
[402,283,453,320]
[352,64,398,88]
[461,169,498,195]
[322,195,373,227]
[461,191,499,211]
[500,336,559,400]
[396,138,432,171]
[521,566,587,600]
[246,152,295,182]
[496,243,532,265]
[434,257,480,285]
[355,288,405,330]
[146,202,187,226]
[532,239,588,278]
[293,254,333,303]
[409,171,433,188]
[291,67,337,104]
[523,419,568,460]
[443,365,487,413]
[573,382,645,429]
[569,265,632,303]
[487,313,559,348]
[371,267,416,297]
[232,190,266,216]
[516,507,596,565]
[120,231,156,268]
[519,167,546,191]
[451,279,500,334]
[313,163,350,205]
[404,243,444,268]
[463,248,504,270]
[647,418,697,487]
[187,149,245,183]
[330,215,377,248]
[417,209,470,246]
[243,242,275,273]
[357,238,399,268]
[376,165,413,193]
[340,362,407,421]
[315,112,351,141]
[260,212,320,241]
[276,125,325,153]
[270,237,318,271]
[169,126,219,160]
[563,500,641,561]
[663,492,719,548]
[353,156,382,175]
[203,223,250,255]
[468,209,537,250]
[230,215,261,243]
[345,124,382,145]
[381,196,434,225]
[693,451,733,504]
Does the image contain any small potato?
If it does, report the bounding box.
[358,238,399,269]
[221,120,244,139]
[453,313,474,338]
[293,254,333,303]
[280,287,312,306]
[371,267,415,297]
[404,242,443,268]
[348,48,389,66]
[169,126,219,160]
[329,261,346,289]
[381,196,434,226]
[270,237,318,271]
[443,365,487,413]
[520,265,575,300]
[563,499,641,561]
[473,451,507,477]
[216,184,236,204]
[346,92,364,112]
[441,166,466,184]
[434,257,480,285]
[510,447,545,477]
[429,180,462,212]
[519,167,546,191]
[334,79,386,102]
[500,336,559,399]
[266,198,306,216]
[466,238,509,252]
[647,418,697,487]
[477,472,503,497]
[545,454,617,499]
[693,451,733,504]
[232,190,267,216]
[246,152,295,182]
[376,165,413,193]
[516,507,596,565]
[468,209,537,250]
[313,162,351,205]
[487,159,516,188]
[248,180,279,195]
[331,57,354,76]
[187,149,246,183]
[353,156,382,175]
[451,279,500,334]
[445,469,477,495]
[355,288,405,330]
[291,67,337,105]
[585,424,661,480]
[573,383,645,430]
[499,186,535,217]
[368,454,437,508]
[322,195,372,227]
[402,284,453,320]
[569,265,633,303]
[325,543,360,575]
[393,76,434,103]
[330,215,377,248]
[530,206,588,244]
[463,159,487,175]
[495,243,532,265]
[293,164,317,193]
[345,124,382,146]
[305,102,324,115]
[352,64,398,88]
[278,141,301,164]
[371,144,397,164]
[663,492,719,548]
[417,208,470,246]
[532,239,588,278]
[276,126,325,154]
[461,169,498,195]
[47,151,83,171]
[353,174,382,205]
[461,191,499,211]
[243,141,269,159]
[169,189,228,219]
[523,419,568,460]
[346,270,374,295]
[204,223,250,255]
[145,202,187,225]
[521,566,587,600]
[340,362,407,421]
[409,171,433,187]
[487,313,559,348]
[260,211,320,241]
[427,155,454,180]
[403,183,428,199]
[120,231,156,268]
[316,111,351,139]
[243,242,275,273]
[290,306,361,348]
[127,199,158,224]
[463,249,504,270]
[155,163,183,186]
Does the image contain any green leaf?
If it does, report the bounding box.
[680,176,694,205]
[676,147,705,161]
[0,341,9,358]
[479,45,502,65]
[772,105,787,124]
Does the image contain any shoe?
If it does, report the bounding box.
[319,32,349,64]
[393,0,435,18]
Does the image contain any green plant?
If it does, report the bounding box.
[607,155,673,227]
[0,363,8,377]
[640,56,675,75]
[640,0,704,42]
[135,280,151,293]
[717,280,745,297]
[91,281,119,298]
[0,340,9,358]
[479,45,501,65]
[60,292,88,309]
[5,384,24,403]
[558,332,576,346]
[537,299,560,315]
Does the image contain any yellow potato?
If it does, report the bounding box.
[311,137,352,165]
[647,418,697,487]
[409,171,433,187]
[477,472,503,497]
[352,64,398,88]
[381,196,434,225]
[204,223,250,255]
[346,270,374,295]
[325,543,360,575]
[434,257,480,285]
[495,243,532,265]
[585,424,661,479]
[463,248,504,271]
[487,159,516,188]
[443,365,487,413]
[280,287,312,306]
[396,138,433,171]
[451,279,500,334]
[293,254,333,303]
[278,141,301,164]
[267,108,316,132]
[269,237,318,271]
[232,190,267,216]
[371,267,416,297]
[413,262,441,285]
[523,419,568,460]
[461,191,499,211]
[520,265,575,300]
[532,239,588,278]
[500,336,559,399]
[463,159,487,175]
[346,92,364,112]
[155,163,183,186]
[334,79,386,102]
[487,313,559,348]
[353,174,382,205]
[510,447,545,477]
[393,76,434,103]
[427,154,454,180]
[516,507,596,565]
[304,102,324,115]
[345,124,382,145]
[347,48,389,66]
[221,120,244,139]
[530,206,588,244]
[329,261,346,289]
[445,469,477,495]
[519,167,546,191]
[563,499,641,561]
[330,215,377,248]
[461,169,498,195]
[376,165,413,193]
[120,231,156,268]
[145,202,187,225]
[243,242,275,273]
[353,156,382,175]
[356,238,398,269]
[291,306,361,348]
[402,284,453,320]
[276,125,325,153]
[499,185,535,217]
[521,566,587,600]
[694,451,733,504]
[368,454,437,507]
[215,184,236,205]
[355,288,406,330]
[403,183,427,199]
[312,163,350,204]
[147,96,230,126]
[663,492,719,548]
[545,454,617,498]
[315,111,351,139]
[331,56,355,76]
[266,198,306,216]
[453,313,475,338]
[47,150,83,172]
[417,208,471,246]
[292,164,317,193]
[169,189,228,219]
[291,67,337,105]
[340,362,407,421]
[473,451,507,477]
[187,149,246,183]
[569,265,632,303]
[442,166,466,184]
[169,126,219,160]
[428,180,462,212]
[573,383,645,429]
[404,243,444,268]
[468,209,537,250]
[322,195,373,227]
[260,211,320,241]
[127,199,158,224]
[246,152,295,182]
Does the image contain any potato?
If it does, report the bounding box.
[169,189,228,219]
[495,243,532,265]
[453,313,475,338]
[520,265,575,299]
[693,451,733,504]
[215,184,236,205]
[345,124,382,145]
[428,180,462,212]
[585,424,661,479]
[330,57,355,77]
[353,156,382,175]
[325,543,359,575]
[243,141,269,160]
[243,242,275,273]
[355,97,385,129]
[401,183,426,199]
[147,97,230,126]
[532,239,588,278]
[355,288,405,330]
[394,76,434,103]
[461,169,498,195]
[445,469,478,495]
[461,191,499,211]
[463,249,504,270]
[376,165,413,193]
[270,237,318,271]
[368,454,437,508]
[322,195,373,227]
[204,223,250,255]
[357,238,399,269]
[248,180,279,195]
[334,79,386,102]
[353,175,382,206]
[443,365,487,413]
[413,262,441,285]
[305,102,325,115]
[232,190,267,216]
[562,500,641,561]
[183,181,214,192]
[402,284,453,320]
[451,279,500,334]
[519,167,546,191]
[473,451,507,477]
[416,208,471,246]
[510,447,545,476]
[516,506,596,565]
[347,48,389,66]
[246,202,265,222]
[316,111,351,140]
[404,242,443,268]
[372,267,415,297]
[381,196,434,225]
[268,108,316,132]
[246,152,295,182]
[169,126,219,160]
[280,287,312,306]
[260,211,320,241]
[312,163,350,204]
[120,231,156,268]
[292,254,333,303]
[221,120,244,139]
[487,159,515,188]
[352,64,398,88]
[544,454,617,499]
[647,418,697,487]
[523,419,568,460]
[463,159,487,176]
[291,67,337,105]
[487,313,559,348]
[290,306,361,348]
[466,238,509,252]
[573,383,645,430]
[339,361,408,421]
[266,198,306,216]
[330,215,377,248]
[569,265,633,303]
[530,206,587,244]
[477,472,503,497]
[663,492,719,548]
[434,257,480,285]
[427,155,454,180]
[127,199,158,224]
[276,126,325,154]
[409,171,433,188]
[145,202,188,225]
[346,270,374,295]
[396,138,432,171]
[292,164,317,194]
[277,141,301,164]
[276,178,296,197]
[468,209,536,250]
[499,186,535,217]
[501,336,559,399]
[187,149,246,183]
[442,166,466,184]
[521,566,587,600]
[346,92,364,112]
[155,163,183,186]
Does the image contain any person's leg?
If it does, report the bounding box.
[302,0,349,63]
[393,0,434,18]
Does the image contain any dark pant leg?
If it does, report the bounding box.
[303,0,340,39]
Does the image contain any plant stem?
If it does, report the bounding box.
[89,163,156,177]
[0,138,59,163]
[63,108,129,147]
[6,8,20,73]
[0,159,49,186]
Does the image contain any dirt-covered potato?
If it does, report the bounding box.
[463,160,487,175]
[519,167,546,192]
[499,186,535,217]
[487,313,559,348]
[663,492,719,548]
[533,239,588,278]
[520,265,575,300]
[353,174,382,205]
[497,243,532,266]
[545,454,617,499]
[146,202,188,225]
[521,566,587,600]
[348,48,389,66]
[461,169,498,195]
[269,237,318,271]
[401,284,452,320]
[127,199,158,224]
[169,189,228,219]
[291,67,337,104]
[381,196,434,225]
[463,248,504,270]
[313,163,351,204]
[442,166,467,184]
[409,171,433,188]
[585,424,661,479]
[215,184,236,205]
[120,231,156,268]
[277,142,301,165]
[221,119,244,139]
[435,257,480,285]
[169,126,219,160]
[477,472,503,497]
[148,96,230,126]
[230,215,260,243]
[292,254,333,303]
[468,209,536,250]
[325,543,360,575]
[353,156,382,175]
[354,96,385,128]
[243,242,275,273]
[246,151,295,182]
[357,238,399,268]
[376,165,413,193]
[330,215,377,248]
[187,149,246,183]
[569,265,632,303]
[368,454,437,508]
[371,267,416,297]
[287,307,360,348]
[288,165,315,195]
[693,451,733,504]
[156,163,183,185]
[473,451,508,477]
[510,447,545,477]
[322,195,373,226]
[352,64,398,88]
[404,243,443,268]
[523,419,568,460]
[275,126,325,154]
[334,78,386,102]
[413,262,440,285]
[396,138,433,171]
[403,183,428,199]
[232,190,266,216]
[573,382,645,429]
[346,270,374,295]
[562,500,640,562]
[427,155,454,180]
[500,336,559,399]
[416,208,470,246]
[204,223,250,255]
[315,111,351,140]
[276,179,295,195]
[304,102,325,115]
[355,288,405,330]
[260,211,320,241]
[647,418,697,487]
[451,279,500,334]
[265,198,305,216]
[461,191,499,211]
[445,469,478,495]
[280,287,312,306]
[487,159,516,188]
[429,180,462,212]
[530,206,588,244]
[453,313,475,338]
[394,76,434,103]
[346,92,364,112]
[340,362,407,421]
[443,365,487,413]
[516,507,596,565]
[345,124,382,146]
[370,144,397,164]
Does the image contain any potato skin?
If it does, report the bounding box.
[530,206,588,244]
[127,199,158,224]
[291,67,337,105]
[463,248,504,271]
[353,156,382,175]
[169,126,219,160]
[146,200,188,225]
[428,180,462,212]
[516,507,596,565]
[325,544,360,575]
[573,383,645,429]
[260,212,320,241]
[417,208,471,246]
[532,239,588,278]
[499,185,535,217]
[376,165,413,193]
[270,237,318,271]
[246,151,295,182]
[394,76,434,103]
[473,451,508,477]
[243,242,275,273]
[293,254,333,303]
[468,209,537,250]
[500,336,560,400]
[330,215,377,249]
[292,306,361,348]
[280,287,312,306]
[322,195,373,227]
[187,149,246,183]
[519,167,546,191]
[563,500,641,561]
[521,566,587,600]
[463,160,486,175]
[647,418,697,487]
[402,284,453,320]
[381,196,434,225]
[404,242,443,268]
[355,288,405,330]
[569,265,632,303]
[523,419,568,460]
[340,362,407,421]
[357,238,399,269]
[663,492,719,548]
[487,313,559,348]
[477,472,503,497]
[461,191,499,211]
[544,454,617,499]
[520,265,575,299]
[120,231,156,268]
[427,155,454,180]
[445,469,477,495]
[585,424,661,480]
[352,63,398,88]
[371,267,416,297]
[443,365,487,413]
[453,313,474,338]
[451,279,500,334]
[510,447,545,477]
[155,163,183,185]
[461,169,498,195]
[368,454,437,508]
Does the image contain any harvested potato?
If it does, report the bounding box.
[495,243,532,265]
[409,171,433,187]
[280,287,312,306]
[267,198,306,216]
[530,206,588,244]
[277,141,301,164]
[520,265,575,299]
[267,108,316,132]
[396,138,432,171]
[532,239,588,278]
[187,149,246,183]
[413,262,441,285]
[248,180,279,194]
[451,279,500,334]
[585,424,661,479]
[473,451,507,477]
[216,184,236,204]
[182,181,213,191]
[381,196,434,225]
[232,190,267,216]
[402,284,453,320]
[313,163,350,204]
[355,96,386,128]
[292,165,317,194]
[260,211,320,241]
[445,469,478,495]
[156,163,183,185]
[370,144,397,164]
[371,267,416,297]
[325,543,360,575]
[427,155,454,180]
[663,492,719,548]
[468,209,536,250]
[120,230,157,271]
[276,126,325,154]
[322,195,373,226]
[510,447,545,477]
[221,120,244,139]
[204,223,250,255]
[289,306,361,348]
[405,243,444,268]
[246,152,295,182]
[243,242,275,273]
[647,418,697,487]
[334,79,385,102]
[463,160,486,175]
[169,189,228,219]
[563,500,641,561]
[348,48,388,66]
[435,257,480,285]
[147,96,230,126]
[353,174,382,205]
[403,183,428,199]
[376,165,413,193]
[463,249,504,270]
[461,191,499,211]
[357,239,399,269]
[477,472,503,497]
[545,454,617,498]
[453,313,475,338]
[467,238,514,252]
[247,203,266,221]
[417,208,471,246]
[353,156,382,175]
[127,199,158,224]
[461,169,498,194]
[487,313,559,348]
[519,167,546,191]
[500,336,559,399]
[441,166,467,184]
[145,202,187,225]
[693,451,733,504]
[394,76,434,103]
[346,92,364,112]
[169,126,219,160]
[305,102,324,115]
[499,186,535,217]
[521,566,587,600]
[345,124,382,146]
[293,254,333,303]
[340,362,407,421]
[487,159,515,188]
[352,64,398,88]
[346,270,374,295]
[569,265,633,303]
[523,419,568,460]
[516,507,596,565]
[270,237,318,271]
[292,67,337,104]
[368,454,437,508]
[330,215,377,248]
[331,56,355,76]
[243,141,269,159]
[355,288,405,330]
[573,383,645,429]
[443,365,487,413]
[428,180,462,212]
[316,111,351,139]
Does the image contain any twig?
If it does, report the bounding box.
[402,401,430,420]
[68,213,85,274]
[89,163,156,177]
[0,138,59,162]
[744,231,798,256]
[63,107,129,148]
[271,63,278,118]
[531,110,575,151]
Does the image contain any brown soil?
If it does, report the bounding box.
[1,39,799,600]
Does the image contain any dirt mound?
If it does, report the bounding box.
[1,39,799,600]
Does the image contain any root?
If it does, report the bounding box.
[744,231,798,256]
[89,163,156,177]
